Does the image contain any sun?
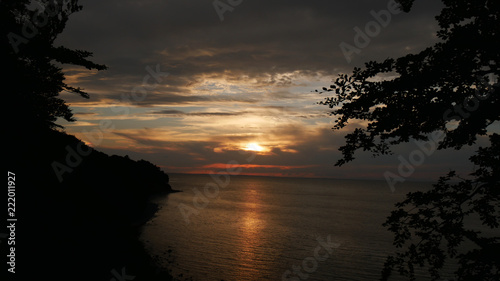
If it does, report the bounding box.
[244,142,264,152]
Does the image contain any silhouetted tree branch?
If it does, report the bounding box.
[318,0,499,166]
[318,0,499,280]
[381,134,499,280]
[2,0,107,129]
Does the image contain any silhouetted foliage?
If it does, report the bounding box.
[319,0,499,280]
[2,0,106,129]
[11,128,174,281]
[381,134,499,280]
[319,0,499,167]
[3,1,174,280]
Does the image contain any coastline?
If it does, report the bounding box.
[8,128,176,281]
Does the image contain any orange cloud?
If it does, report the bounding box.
[201,163,318,170]
[161,163,322,178]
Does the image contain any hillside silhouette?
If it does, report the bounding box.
[1,1,179,279]
[7,127,176,281]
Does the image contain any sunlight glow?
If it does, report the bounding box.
[244,142,264,152]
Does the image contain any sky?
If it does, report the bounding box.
[54,0,496,182]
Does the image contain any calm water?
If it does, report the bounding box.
[141,174,452,281]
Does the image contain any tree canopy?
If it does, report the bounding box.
[319,0,499,280]
[319,0,499,167]
[2,0,106,130]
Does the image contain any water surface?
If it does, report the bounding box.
[142,174,451,281]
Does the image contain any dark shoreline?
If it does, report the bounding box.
[7,128,175,281]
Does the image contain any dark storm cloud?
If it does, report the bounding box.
[151,109,185,115]
[151,109,248,116]
[58,0,444,92]
[57,0,465,179]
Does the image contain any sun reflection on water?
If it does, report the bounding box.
[234,186,270,278]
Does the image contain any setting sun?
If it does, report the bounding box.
[244,142,264,152]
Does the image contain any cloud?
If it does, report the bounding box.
[57,0,444,111]
[53,0,482,180]
[58,0,443,87]
[151,109,248,117]
[90,120,486,181]
[150,109,185,115]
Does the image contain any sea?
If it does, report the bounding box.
[141,173,458,281]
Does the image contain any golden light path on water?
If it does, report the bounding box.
[235,186,267,278]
